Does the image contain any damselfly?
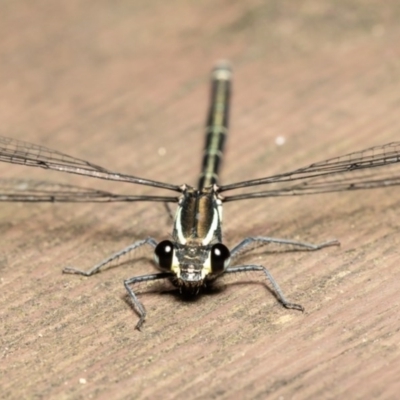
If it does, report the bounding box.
[1,62,400,329]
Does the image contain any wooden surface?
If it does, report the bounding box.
[1,1,400,399]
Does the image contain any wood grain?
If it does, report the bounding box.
[1,1,400,399]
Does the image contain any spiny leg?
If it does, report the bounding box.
[225,265,304,311]
[230,236,340,259]
[124,272,173,330]
[63,237,158,276]
[163,202,175,222]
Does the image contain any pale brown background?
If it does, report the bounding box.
[1,1,400,399]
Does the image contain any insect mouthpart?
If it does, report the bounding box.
[174,263,208,294]
[175,242,231,293]
[179,263,205,283]
[173,243,212,290]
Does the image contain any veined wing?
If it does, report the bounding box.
[0,136,180,192]
[221,142,400,201]
[0,178,178,203]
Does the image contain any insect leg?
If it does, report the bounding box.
[230,236,339,258]
[225,264,304,311]
[63,237,158,276]
[124,272,173,330]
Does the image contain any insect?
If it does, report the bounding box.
[1,62,400,329]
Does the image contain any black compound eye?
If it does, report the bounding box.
[154,240,174,270]
[210,243,230,273]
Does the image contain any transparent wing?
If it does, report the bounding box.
[0,136,180,192]
[221,142,400,201]
[0,178,178,203]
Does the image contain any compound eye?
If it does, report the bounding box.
[210,243,230,274]
[154,240,174,271]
